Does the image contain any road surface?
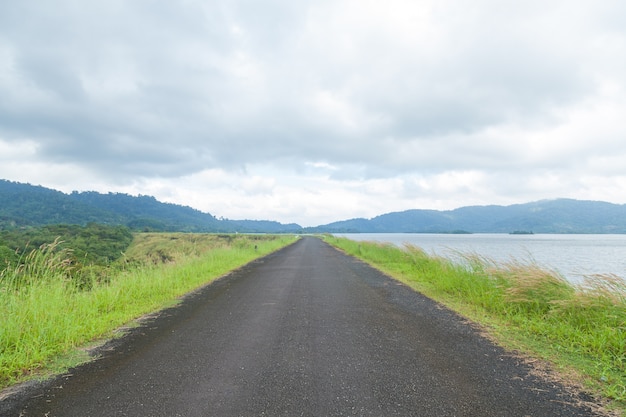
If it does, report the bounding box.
[3,236,597,416]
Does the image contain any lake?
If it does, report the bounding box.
[335,233,626,284]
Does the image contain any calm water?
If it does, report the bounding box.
[336,233,626,283]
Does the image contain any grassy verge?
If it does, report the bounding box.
[324,236,625,414]
[0,233,297,390]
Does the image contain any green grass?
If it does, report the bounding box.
[0,233,297,389]
[324,236,626,413]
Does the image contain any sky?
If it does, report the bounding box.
[1,1,625,227]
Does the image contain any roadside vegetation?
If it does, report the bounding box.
[0,228,296,390]
[324,236,626,413]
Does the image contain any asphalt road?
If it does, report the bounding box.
[3,236,598,416]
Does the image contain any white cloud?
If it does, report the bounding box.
[1,0,626,226]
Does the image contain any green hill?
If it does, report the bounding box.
[310,199,626,233]
[3,179,626,233]
[0,180,300,233]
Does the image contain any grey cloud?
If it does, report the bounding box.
[0,0,624,186]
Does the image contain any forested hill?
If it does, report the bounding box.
[3,180,626,233]
[0,180,300,233]
[312,199,626,233]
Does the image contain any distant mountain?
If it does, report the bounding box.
[3,179,626,233]
[310,199,626,234]
[0,180,300,233]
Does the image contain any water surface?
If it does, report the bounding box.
[336,233,626,283]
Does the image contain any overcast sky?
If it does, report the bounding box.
[1,1,625,226]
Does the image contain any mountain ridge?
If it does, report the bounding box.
[2,179,625,233]
[312,198,626,233]
[0,180,300,233]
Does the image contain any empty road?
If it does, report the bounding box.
[4,237,596,416]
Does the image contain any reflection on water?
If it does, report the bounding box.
[336,233,626,283]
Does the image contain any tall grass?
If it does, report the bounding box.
[325,236,626,410]
[0,234,296,389]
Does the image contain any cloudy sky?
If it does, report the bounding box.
[1,0,625,226]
